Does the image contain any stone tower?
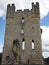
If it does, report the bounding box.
[2,2,44,64]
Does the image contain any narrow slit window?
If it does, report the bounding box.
[32,40,34,49]
[21,29,24,35]
[21,17,25,24]
[22,38,25,50]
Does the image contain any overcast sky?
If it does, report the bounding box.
[0,0,49,58]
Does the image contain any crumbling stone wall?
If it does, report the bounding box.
[1,2,44,64]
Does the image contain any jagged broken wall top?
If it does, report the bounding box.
[6,2,40,18]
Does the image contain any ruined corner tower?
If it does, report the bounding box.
[2,2,44,64]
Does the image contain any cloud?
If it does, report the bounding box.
[0,0,49,19]
[39,0,49,19]
[42,52,49,58]
[0,9,5,17]
[0,44,3,53]
[42,46,49,52]
[41,26,49,58]
[41,26,49,46]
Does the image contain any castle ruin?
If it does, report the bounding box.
[2,2,44,64]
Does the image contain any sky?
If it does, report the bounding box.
[0,0,49,58]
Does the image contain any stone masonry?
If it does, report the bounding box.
[1,2,44,64]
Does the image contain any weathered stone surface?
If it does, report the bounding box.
[2,2,44,64]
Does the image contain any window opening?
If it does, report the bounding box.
[22,38,25,50]
[21,29,24,35]
[21,17,25,24]
[32,40,34,49]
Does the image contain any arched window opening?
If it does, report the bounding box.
[21,28,24,35]
[32,40,34,49]
[21,17,25,24]
[22,38,25,50]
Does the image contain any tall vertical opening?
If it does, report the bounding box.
[32,40,34,49]
[21,17,25,24]
[22,38,25,50]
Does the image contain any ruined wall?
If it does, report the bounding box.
[2,2,44,64]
